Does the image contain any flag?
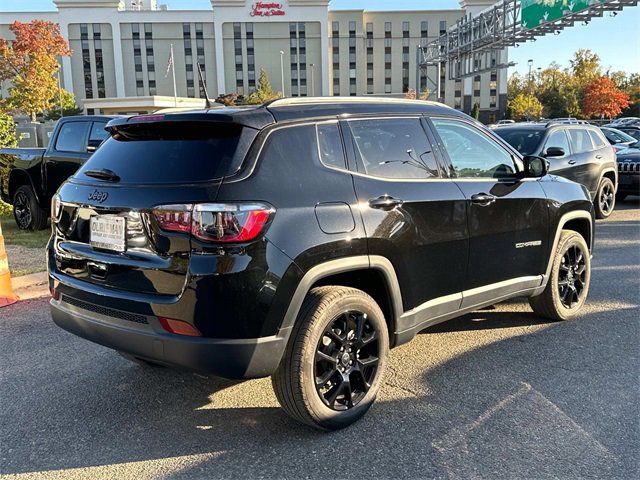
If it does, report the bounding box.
[165,48,174,78]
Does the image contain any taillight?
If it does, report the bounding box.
[152,204,192,233]
[192,203,274,243]
[152,202,274,244]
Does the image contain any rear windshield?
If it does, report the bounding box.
[493,128,544,156]
[75,122,250,184]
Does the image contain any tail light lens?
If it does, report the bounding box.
[152,204,193,233]
[152,202,274,244]
[158,316,202,337]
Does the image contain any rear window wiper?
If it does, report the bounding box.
[83,168,120,182]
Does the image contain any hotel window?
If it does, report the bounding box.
[439,20,447,35]
[246,23,255,89]
[289,22,307,96]
[232,22,243,94]
[454,80,462,109]
[473,75,481,99]
[143,24,155,95]
[92,24,105,98]
[384,22,391,93]
[80,24,92,98]
[402,22,410,93]
[144,23,152,39]
[420,21,428,44]
[183,23,195,97]
[332,22,339,95]
[440,63,446,99]
[366,22,373,94]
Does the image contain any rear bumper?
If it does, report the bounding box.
[50,298,290,379]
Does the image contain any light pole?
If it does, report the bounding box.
[279,50,285,97]
[309,63,315,96]
[527,59,534,121]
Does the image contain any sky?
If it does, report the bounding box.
[3,0,639,74]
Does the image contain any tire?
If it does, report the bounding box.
[529,230,591,321]
[594,177,615,219]
[272,286,389,431]
[12,185,48,231]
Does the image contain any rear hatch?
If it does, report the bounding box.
[51,114,260,297]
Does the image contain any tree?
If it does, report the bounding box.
[471,102,480,120]
[418,89,430,101]
[245,69,281,105]
[404,88,416,100]
[582,76,631,119]
[0,111,17,148]
[508,93,543,121]
[0,20,71,121]
[44,88,82,120]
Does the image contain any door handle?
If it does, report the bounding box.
[368,195,404,211]
[568,159,577,165]
[595,155,603,159]
[470,193,496,206]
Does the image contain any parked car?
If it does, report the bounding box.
[616,149,640,201]
[0,115,115,230]
[493,122,618,218]
[49,98,595,430]
[612,124,640,143]
[601,126,639,152]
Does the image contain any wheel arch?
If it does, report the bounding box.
[600,167,618,193]
[545,210,594,280]
[280,256,404,347]
[8,169,39,204]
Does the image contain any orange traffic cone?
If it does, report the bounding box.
[0,220,18,307]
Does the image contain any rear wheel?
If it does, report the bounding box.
[272,286,389,430]
[12,185,48,230]
[594,177,615,219]
[529,230,591,321]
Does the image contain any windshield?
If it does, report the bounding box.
[493,128,544,156]
[75,122,248,184]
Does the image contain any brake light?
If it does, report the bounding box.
[152,202,274,243]
[158,316,202,337]
[152,204,192,233]
[130,114,165,123]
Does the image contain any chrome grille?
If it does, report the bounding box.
[618,162,640,174]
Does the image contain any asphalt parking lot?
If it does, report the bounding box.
[1,200,638,479]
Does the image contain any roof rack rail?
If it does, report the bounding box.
[263,96,445,108]
[545,119,592,127]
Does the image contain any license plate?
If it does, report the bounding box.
[90,215,126,252]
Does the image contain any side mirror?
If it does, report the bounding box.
[544,146,565,158]
[522,155,548,178]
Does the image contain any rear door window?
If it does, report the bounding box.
[55,121,90,152]
[568,129,594,153]
[544,129,571,157]
[316,122,346,169]
[348,118,440,179]
[587,129,607,149]
[76,122,248,184]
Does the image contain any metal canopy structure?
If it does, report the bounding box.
[418,0,639,82]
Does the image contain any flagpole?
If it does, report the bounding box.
[170,43,177,107]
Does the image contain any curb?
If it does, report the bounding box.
[12,271,49,301]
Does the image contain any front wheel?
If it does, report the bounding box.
[594,177,615,219]
[529,230,591,321]
[272,286,389,431]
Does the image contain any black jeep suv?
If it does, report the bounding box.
[494,122,617,219]
[49,98,595,430]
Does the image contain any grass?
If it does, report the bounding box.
[0,214,51,249]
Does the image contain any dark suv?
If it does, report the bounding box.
[49,98,595,430]
[494,122,618,219]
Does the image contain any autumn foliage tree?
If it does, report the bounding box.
[582,76,631,119]
[0,20,71,121]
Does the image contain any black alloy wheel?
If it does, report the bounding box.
[314,310,379,411]
[557,245,587,309]
[13,190,32,230]
[599,181,614,216]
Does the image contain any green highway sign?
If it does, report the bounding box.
[521,0,606,29]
